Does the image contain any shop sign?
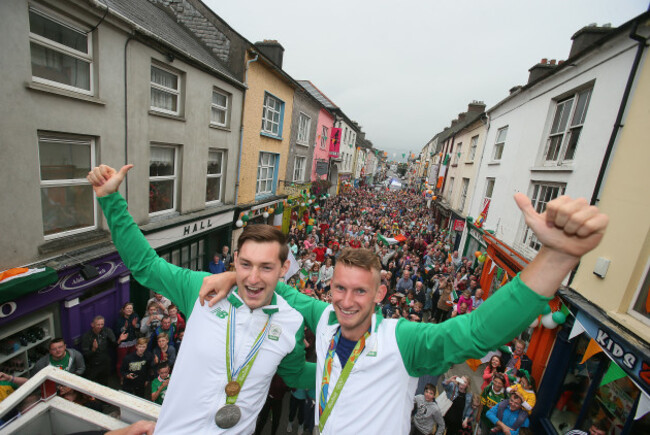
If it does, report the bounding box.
[577,311,650,392]
[453,219,465,232]
[469,226,483,242]
[145,211,234,249]
[316,160,329,176]
[329,128,341,158]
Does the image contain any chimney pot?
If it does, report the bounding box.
[550,59,556,65]
[541,58,548,64]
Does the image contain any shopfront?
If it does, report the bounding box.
[448,211,465,253]
[533,289,650,434]
[462,221,488,261]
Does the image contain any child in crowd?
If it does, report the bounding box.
[411,383,445,435]
[151,362,170,405]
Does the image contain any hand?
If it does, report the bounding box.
[92,339,98,351]
[0,372,10,382]
[127,373,136,380]
[153,355,159,365]
[132,318,138,327]
[199,272,237,307]
[86,164,134,198]
[106,420,156,435]
[462,419,469,429]
[514,193,608,259]
[119,332,129,343]
[162,379,169,387]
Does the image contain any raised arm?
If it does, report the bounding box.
[87,165,208,317]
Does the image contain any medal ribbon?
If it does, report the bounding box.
[225,303,271,404]
[318,328,370,432]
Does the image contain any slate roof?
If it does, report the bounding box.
[297,80,339,109]
[102,0,240,85]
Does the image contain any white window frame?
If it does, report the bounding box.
[544,88,592,166]
[468,135,479,161]
[447,177,455,199]
[320,126,329,149]
[206,149,225,204]
[293,156,306,182]
[628,257,650,327]
[150,64,181,116]
[459,178,470,211]
[38,134,96,239]
[261,93,284,137]
[149,145,179,216]
[484,178,495,201]
[296,112,311,146]
[493,126,508,161]
[453,143,463,165]
[256,152,278,196]
[29,7,94,95]
[210,88,229,127]
[521,182,566,252]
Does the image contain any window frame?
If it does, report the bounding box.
[296,112,311,146]
[150,63,182,116]
[453,142,463,165]
[447,177,455,199]
[256,152,279,197]
[28,7,94,96]
[543,88,592,166]
[261,92,285,138]
[149,145,179,216]
[493,126,508,161]
[320,126,329,150]
[38,134,97,239]
[521,182,566,252]
[210,88,229,128]
[468,135,479,161]
[484,178,495,201]
[293,156,306,182]
[459,178,470,211]
[628,257,650,327]
[206,149,225,205]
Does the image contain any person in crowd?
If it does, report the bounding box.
[146,292,171,315]
[411,383,444,435]
[564,419,609,435]
[151,362,170,405]
[472,288,484,310]
[318,257,334,290]
[208,252,226,274]
[507,369,537,415]
[148,315,176,351]
[221,245,233,271]
[396,269,414,294]
[504,339,533,374]
[382,294,400,319]
[114,301,140,378]
[479,372,508,435]
[442,375,475,435]
[451,301,470,318]
[486,393,530,435]
[167,303,186,331]
[482,355,505,390]
[56,383,104,412]
[140,302,163,339]
[456,289,473,314]
[152,333,176,370]
[121,337,153,399]
[432,278,454,323]
[81,315,122,386]
[0,372,28,403]
[34,337,86,375]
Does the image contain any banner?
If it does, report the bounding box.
[329,128,341,158]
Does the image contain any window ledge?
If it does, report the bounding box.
[529,165,574,172]
[260,132,283,141]
[209,124,231,132]
[451,164,458,167]
[148,110,186,122]
[487,161,501,166]
[38,229,110,256]
[464,161,474,165]
[26,82,105,105]
[295,141,309,148]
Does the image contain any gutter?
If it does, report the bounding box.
[234,53,259,204]
[590,18,649,205]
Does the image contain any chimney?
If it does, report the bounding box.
[467,100,486,113]
[254,40,285,68]
[450,119,458,127]
[528,58,556,84]
[509,85,522,95]
[569,24,615,58]
[457,113,467,122]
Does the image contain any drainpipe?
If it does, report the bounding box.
[123,34,134,201]
[234,53,258,204]
[590,18,648,205]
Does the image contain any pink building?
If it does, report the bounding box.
[298,81,336,182]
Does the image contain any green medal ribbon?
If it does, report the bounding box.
[318,329,370,432]
[225,303,271,404]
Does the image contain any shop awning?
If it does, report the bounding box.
[0,267,58,303]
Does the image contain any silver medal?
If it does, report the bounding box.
[214,404,241,428]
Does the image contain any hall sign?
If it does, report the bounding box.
[145,211,234,249]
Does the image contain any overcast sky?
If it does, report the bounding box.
[205,0,648,160]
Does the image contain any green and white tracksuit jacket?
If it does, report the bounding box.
[99,193,314,434]
[274,275,550,435]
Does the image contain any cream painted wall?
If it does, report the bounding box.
[238,55,294,204]
[571,46,650,340]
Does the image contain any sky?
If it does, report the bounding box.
[204,0,648,161]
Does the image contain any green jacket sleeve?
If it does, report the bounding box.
[396,274,550,377]
[274,282,329,332]
[98,192,208,318]
[275,321,316,389]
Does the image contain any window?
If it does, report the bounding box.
[206,150,224,203]
[320,126,329,149]
[210,89,229,127]
[545,88,592,164]
[522,182,566,251]
[484,178,495,200]
[149,146,178,214]
[293,156,306,182]
[459,178,469,211]
[256,152,278,196]
[447,177,455,198]
[468,135,479,161]
[261,93,284,137]
[453,143,462,165]
[29,8,92,94]
[151,64,180,115]
[629,259,650,325]
[38,134,95,238]
[297,113,311,145]
[493,127,508,160]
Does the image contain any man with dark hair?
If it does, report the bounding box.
[203,193,609,434]
[86,164,314,434]
[564,419,610,435]
[81,316,120,386]
[34,338,86,375]
[486,393,530,434]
